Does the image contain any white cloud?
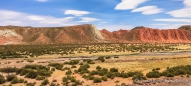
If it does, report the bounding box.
[0,10,78,27]
[167,8,191,18]
[65,10,90,16]
[184,0,191,7]
[35,0,47,2]
[154,18,191,23]
[150,23,190,29]
[132,6,163,15]
[78,17,99,22]
[115,0,148,10]
[167,0,191,18]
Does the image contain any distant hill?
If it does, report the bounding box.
[178,25,191,31]
[0,24,191,45]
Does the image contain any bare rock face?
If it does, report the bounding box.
[0,24,191,45]
[0,24,105,45]
[0,29,23,44]
[101,26,191,43]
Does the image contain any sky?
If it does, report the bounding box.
[0,0,191,31]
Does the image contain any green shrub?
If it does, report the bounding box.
[88,75,94,80]
[41,79,49,85]
[0,74,5,84]
[97,56,105,62]
[107,72,115,79]
[0,67,18,73]
[65,70,72,75]
[25,70,38,79]
[105,56,111,59]
[132,72,146,82]
[6,74,17,81]
[48,63,63,70]
[101,76,107,81]
[11,78,24,84]
[96,66,102,70]
[93,77,102,83]
[146,70,161,78]
[110,68,118,72]
[26,82,36,86]
[36,76,45,80]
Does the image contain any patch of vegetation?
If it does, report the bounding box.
[97,56,105,62]
[0,74,5,84]
[48,63,63,70]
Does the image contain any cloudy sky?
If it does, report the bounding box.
[0,0,191,31]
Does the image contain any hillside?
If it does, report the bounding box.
[0,24,191,45]
[101,26,191,43]
[0,24,105,44]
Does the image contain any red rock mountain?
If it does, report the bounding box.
[0,24,191,45]
[101,26,191,43]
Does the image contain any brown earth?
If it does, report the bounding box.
[0,24,191,45]
[101,26,191,43]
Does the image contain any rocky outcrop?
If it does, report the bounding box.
[101,26,191,43]
[0,24,191,45]
[0,24,105,44]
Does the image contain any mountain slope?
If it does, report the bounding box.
[101,26,191,43]
[0,24,105,44]
[0,24,191,45]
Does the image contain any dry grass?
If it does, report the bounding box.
[173,45,191,50]
[90,58,191,75]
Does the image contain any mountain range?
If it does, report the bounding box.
[0,24,191,45]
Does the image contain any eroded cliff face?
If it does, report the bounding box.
[0,24,105,44]
[101,27,191,43]
[0,25,191,45]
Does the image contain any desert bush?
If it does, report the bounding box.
[36,76,45,80]
[146,70,161,78]
[48,63,63,70]
[69,60,80,65]
[79,62,83,65]
[110,68,118,72]
[26,82,36,86]
[11,78,24,84]
[25,70,38,79]
[66,70,72,75]
[93,77,102,83]
[41,79,49,85]
[107,72,115,79]
[89,70,98,75]
[88,75,94,80]
[101,76,107,81]
[97,56,105,62]
[0,67,18,73]
[96,66,102,70]
[77,64,90,74]
[6,74,17,81]
[114,56,119,58]
[0,74,5,84]
[132,72,146,82]
[105,56,111,59]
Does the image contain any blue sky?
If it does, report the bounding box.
[0,0,190,31]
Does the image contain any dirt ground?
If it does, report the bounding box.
[1,51,191,86]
